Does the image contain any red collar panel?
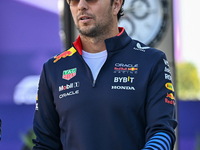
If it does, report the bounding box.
[72,27,127,55]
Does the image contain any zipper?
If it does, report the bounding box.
[87,64,96,88]
[80,52,109,88]
[80,55,96,87]
[93,80,96,87]
[93,54,109,87]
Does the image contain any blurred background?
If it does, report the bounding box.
[0,0,200,149]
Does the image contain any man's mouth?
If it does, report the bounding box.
[79,15,92,21]
[81,17,90,20]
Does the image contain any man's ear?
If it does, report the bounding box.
[112,0,123,15]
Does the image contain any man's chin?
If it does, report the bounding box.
[78,27,98,37]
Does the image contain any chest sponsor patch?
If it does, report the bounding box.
[59,82,80,92]
[111,86,135,90]
[114,63,138,74]
[59,90,79,99]
[114,76,134,83]
[62,68,77,80]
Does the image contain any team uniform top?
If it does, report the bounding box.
[33,28,178,150]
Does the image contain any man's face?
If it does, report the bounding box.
[68,0,115,37]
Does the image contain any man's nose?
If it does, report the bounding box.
[77,0,89,10]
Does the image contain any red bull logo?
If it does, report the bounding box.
[165,92,175,105]
[128,67,138,71]
[165,98,175,105]
[166,93,175,100]
[165,83,174,92]
[54,47,76,63]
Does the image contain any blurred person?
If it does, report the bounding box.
[32,0,178,149]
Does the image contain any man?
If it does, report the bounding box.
[33,0,178,149]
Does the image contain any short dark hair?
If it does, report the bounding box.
[111,0,125,20]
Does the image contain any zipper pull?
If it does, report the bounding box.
[93,80,96,87]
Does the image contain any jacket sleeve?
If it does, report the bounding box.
[32,63,62,149]
[143,52,178,150]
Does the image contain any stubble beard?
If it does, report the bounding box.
[77,23,102,37]
[76,11,114,39]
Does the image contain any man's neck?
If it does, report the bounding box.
[80,27,119,53]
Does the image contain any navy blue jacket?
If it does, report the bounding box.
[33,28,177,150]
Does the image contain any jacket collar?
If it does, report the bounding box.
[73,27,131,55]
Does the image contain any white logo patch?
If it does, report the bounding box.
[111,86,135,90]
[165,74,172,81]
[59,82,80,92]
[114,77,134,83]
[59,90,79,99]
[134,43,150,52]
[163,59,169,67]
